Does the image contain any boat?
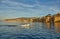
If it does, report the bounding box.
[21,24,30,26]
[21,24,30,28]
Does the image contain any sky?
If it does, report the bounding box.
[0,0,60,20]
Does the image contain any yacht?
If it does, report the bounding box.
[21,24,30,27]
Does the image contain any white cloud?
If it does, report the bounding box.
[1,0,35,8]
[49,7,60,13]
[0,0,60,20]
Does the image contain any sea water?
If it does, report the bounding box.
[0,22,60,39]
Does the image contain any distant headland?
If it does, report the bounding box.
[1,13,60,23]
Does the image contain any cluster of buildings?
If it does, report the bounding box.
[41,13,60,23]
[3,13,60,23]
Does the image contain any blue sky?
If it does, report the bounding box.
[0,0,60,20]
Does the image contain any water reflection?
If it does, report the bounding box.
[54,23,60,33]
[46,23,51,29]
[45,22,60,33]
[0,22,60,39]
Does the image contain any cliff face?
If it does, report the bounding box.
[54,13,60,22]
[16,18,33,23]
[4,18,34,23]
[16,18,29,23]
[45,16,51,23]
[41,14,52,23]
[54,17,60,22]
[4,19,17,22]
[40,13,60,23]
[3,13,60,23]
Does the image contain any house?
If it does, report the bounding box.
[53,13,60,23]
[44,14,52,23]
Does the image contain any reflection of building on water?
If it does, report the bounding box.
[46,22,55,30]
[46,23,51,29]
[45,22,60,33]
[54,23,60,32]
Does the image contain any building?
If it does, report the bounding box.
[53,13,60,23]
[41,14,52,23]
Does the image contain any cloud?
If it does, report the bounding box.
[0,0,60,20]
[49,7,60,13]
[0,0,60,12]
[1,0,35,8]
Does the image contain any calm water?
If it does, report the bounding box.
[0,22,60,39]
